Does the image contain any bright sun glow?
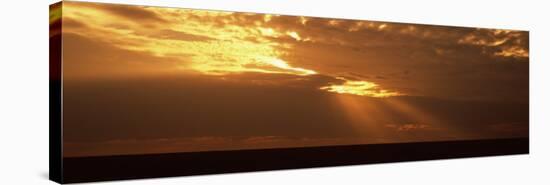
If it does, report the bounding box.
[62,2,400,98]
[266,58,316,75]
[286,31,302,41]
[320,78,401,97]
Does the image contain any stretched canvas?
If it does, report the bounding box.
[50,1,529,183]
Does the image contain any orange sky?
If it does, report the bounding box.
[54,2,529,157]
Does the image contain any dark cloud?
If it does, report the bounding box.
[62,74,355,143]
[63,75,528,156]
[272,26,528,102]
[62,33,187,79]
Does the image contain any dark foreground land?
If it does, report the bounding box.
[59,138,528,183]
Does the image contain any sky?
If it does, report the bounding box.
[55,2,529,157]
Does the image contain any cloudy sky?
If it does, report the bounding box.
[54,2,529,157]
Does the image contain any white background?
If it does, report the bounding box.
[0,0,548,184]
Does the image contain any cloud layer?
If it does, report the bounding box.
[58,2,529,157]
